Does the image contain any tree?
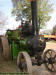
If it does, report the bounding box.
[11,0,53,30]
[11,0,24,17]
[52,25,56,34]
[38,0,53,30]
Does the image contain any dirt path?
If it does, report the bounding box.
[33,42,56,75]
[45,42,56,50]
[0,54,18,72]
[0,42,56,75]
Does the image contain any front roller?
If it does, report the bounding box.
[1,37,9,60]
[43,49,56,72]
[17,51,33,75]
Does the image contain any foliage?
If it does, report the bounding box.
[11,0,53,30]
[12,0,24,16]
[38,0,53,29]
[52,25,56,34]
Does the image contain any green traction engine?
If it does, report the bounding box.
[6,25,32,59]
[6,20,46,60]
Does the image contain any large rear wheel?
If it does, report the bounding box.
[1,37,9,60]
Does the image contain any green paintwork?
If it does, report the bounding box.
[6,28,30,59]
[12,37,30,58]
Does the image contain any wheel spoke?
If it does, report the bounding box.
[44,49,56,72]
[45,56,49,63]
[51,64,55,71]
[46,52,51,58]
[48,51,52,57]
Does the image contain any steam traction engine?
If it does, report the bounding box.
[0,0,56,75]
[17,0,56,74]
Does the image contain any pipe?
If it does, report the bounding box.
[31,1,39,36]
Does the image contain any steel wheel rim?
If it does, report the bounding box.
[17,51,33,75]
[44,49,56,72]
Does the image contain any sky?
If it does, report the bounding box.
[0,0,21,35]
[0,0,12,17]
[46,0,56,30]
[0,0,56,35]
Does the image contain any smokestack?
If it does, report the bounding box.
[31,1,38,36]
